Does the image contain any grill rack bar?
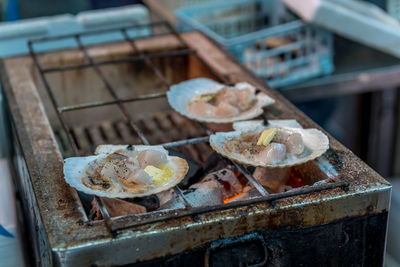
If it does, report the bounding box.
[42,49,196,74]
[233,162,271,196]
[109,181,350,232]
[28,20,344,234]
[161,136,210,148]
[58,92,167,113]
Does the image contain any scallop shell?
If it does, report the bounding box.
[167,78,275,123]
[209,126,329,168]
[64,145,189,198]
[232,119,303,132]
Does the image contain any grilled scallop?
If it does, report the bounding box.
[64,145,188,198]
[210,125,329,168]
[167,78,275,123]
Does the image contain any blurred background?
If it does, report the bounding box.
[0,0,399,266]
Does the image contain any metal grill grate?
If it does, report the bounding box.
[28,20,348,235]
[55,111,213,162]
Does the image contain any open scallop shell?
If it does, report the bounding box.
[167,78,275,123]
[64,145,189,198]
[232,119,303,132]
[210,126,329,168]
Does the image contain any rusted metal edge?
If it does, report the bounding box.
[0,59,54,265]
[27,42,88,222]
[51,189,390,267]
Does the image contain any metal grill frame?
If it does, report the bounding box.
[27,20,349,236]
[0,20,390,266]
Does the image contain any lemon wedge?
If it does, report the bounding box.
[256,128,277,146]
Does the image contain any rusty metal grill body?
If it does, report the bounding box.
[0,19,391,266]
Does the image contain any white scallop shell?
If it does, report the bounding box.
[64,145,189,198]
[94,144,165,155]
[232,119,303,132]
[209,126,329,168]
[167,78,275,123]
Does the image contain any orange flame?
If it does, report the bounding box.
[223,192,244,204]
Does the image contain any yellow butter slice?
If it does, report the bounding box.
[144,164,174,186]
[256,128,277,146]
[158,164,174,178]
[191,93,214,102]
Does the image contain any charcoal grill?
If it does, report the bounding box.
[0,18,391,267]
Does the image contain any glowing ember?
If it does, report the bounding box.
[286,167,305,188]
[223,192,244,204]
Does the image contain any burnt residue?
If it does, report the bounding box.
[207,233,268,267]
[126,195,160,212]
[263,104,283,118]
[129,213,387,267]
[184,188,196,194]
[324,148,343,171]
[201,152,232,174]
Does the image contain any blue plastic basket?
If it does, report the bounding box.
[152,0,217,12]
[176,0,334,88]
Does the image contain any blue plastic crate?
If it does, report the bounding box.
[176,0,334,88]
[152,0,218,12]
[0,5,151,57]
